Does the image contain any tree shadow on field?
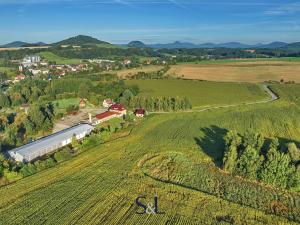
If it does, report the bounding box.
[194,126,229,167]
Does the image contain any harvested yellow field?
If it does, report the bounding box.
[114,65,163,77]
[167,61,300,83]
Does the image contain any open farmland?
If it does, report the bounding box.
[125,79,269,108]
[167,60,300,83]
[0,88,299,224]
[40,52,82,64]
[114,65,163,77]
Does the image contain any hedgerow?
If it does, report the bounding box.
[142,153,300,222]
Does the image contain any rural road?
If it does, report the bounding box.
[149,84,279,114]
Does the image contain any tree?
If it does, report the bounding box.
[260,147,295,188]
[243,132,264,152]
[223,145,238,173]
[122,89,134,102]
[3,124,18,146]
[223,131,242,173]
[0,94,10,108]
[235,145,264,180]
[78,83,90,98]
[287,143,300,163]
[71,135,80,150]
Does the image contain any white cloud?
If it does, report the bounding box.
[265,2,300,15]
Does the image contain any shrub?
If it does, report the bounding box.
[54,147,73,162]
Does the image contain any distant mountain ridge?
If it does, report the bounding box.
[136,41,290,49]
[0,35,298,50]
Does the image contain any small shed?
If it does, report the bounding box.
[134,109,146,117]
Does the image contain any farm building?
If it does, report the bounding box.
[109,103,127,115]
[92,111,123,125]
[134,109,146,117]
[8,124,94,162]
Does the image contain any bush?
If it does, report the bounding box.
[19,163,37,177]
[54,147,73,162]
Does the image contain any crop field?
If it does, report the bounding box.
[114,65,163,77]
[167,60,300,83]
[125,79,269,108]
[40,52,82,65]
[178,57,300,65]
[0,84,299,224]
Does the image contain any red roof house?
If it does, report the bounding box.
[93,111,122,125]
[109,104,126,115]
[134,109,146,117]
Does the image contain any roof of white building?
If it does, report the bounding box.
[8,124,93,158]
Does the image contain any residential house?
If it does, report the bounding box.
[109,103,127,115]
[134,109,146,117]
[103,99,113,108]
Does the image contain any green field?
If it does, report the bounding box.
[40,52,82,64]
[0,67,16,77]
[52,98,94,109]
[126,79,269,108]
[0,84,299,224]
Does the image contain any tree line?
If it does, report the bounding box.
[119,89,192,111]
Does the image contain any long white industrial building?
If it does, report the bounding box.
[8,124,94,162]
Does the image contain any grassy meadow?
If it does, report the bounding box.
[40,52,82,64]
[0,84,299,224]
[126,79,269,108]
[52,98,93,109]
[167,60,300,83]
[114,65,163,77]
[0,67,16,77]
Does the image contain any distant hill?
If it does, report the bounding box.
[256,42,288,49]
[0,41,48,48]
[21,42,48,47]
[128,41,147,48]
[53,35,111,46]
[149,41,198,49]
[283,42,300,50]
[1,41,29,48]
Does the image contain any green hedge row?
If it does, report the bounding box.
[144,155,300,222]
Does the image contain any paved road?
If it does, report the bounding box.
[149,84,279,114]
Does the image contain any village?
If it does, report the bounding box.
[10,54,134,84]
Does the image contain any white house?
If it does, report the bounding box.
[103,99,113,108]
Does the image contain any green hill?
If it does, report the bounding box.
[53,35,112,47]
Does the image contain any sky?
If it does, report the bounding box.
[0,0,299,45]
